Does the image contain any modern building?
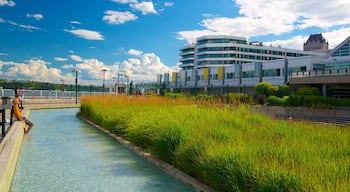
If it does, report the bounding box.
[165,34,350,97]
[179,35,322,72]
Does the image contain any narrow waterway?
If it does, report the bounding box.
[10,108,194,192]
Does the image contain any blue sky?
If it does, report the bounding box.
[1,0,350,86]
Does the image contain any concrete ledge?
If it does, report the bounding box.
[0,110,29,192]
[79,116,215,192]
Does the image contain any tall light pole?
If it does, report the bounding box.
[101,68,108,93]
[112,76,116,94]
[116,63,120,95]
[72,69,78,104]
[61,79,65,98]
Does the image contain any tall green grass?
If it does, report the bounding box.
[79,95,350,191]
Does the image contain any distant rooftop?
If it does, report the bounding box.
[303,33,328,52]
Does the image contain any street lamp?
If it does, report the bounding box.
[112,76,116,94]
[72,69,78,104]
[61,79,65,98]
[101,68,108,93]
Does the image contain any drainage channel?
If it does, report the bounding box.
[10,108,195,192]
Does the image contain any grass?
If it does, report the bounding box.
[79,94,350,192]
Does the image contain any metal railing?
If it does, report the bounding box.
[291,68,350,78]
[0,97,14,138]
[0,89,106,99]
[276,114,350,126]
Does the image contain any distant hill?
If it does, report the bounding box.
[0,79,102,92]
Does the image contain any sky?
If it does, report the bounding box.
[1,0,350,86]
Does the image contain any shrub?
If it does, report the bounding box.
[255,82,272,96]
[268,85,279,96]
[296,87,321,96]
[266,96,284,106]
[276,84,290,98]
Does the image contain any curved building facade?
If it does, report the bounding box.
[179,35,316,71]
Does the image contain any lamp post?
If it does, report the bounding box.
[61,79,65,98]
[112,76,116,94]
[72,69,78,104]
[101,68,108,93]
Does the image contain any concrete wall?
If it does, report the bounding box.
[0,110,28,192]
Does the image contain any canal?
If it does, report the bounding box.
[10,108,194,192]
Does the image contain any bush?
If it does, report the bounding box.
[266,96,284,106]
[296,87,321,96]
[268,85,279,96]
[286,95,306,106]
[276,84,290,98]
[255,82,272,96]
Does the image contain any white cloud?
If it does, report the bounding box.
[103,10,138,24]
[0,0,15,6]
[3,59,63,83]
[111,0,138,3]
[54,57,68,62]
[128,49,143,56]
[8,20,41,32]
[120,52,175,81]
[177,0,350,44]
[264,35,306,50]
[64,29,104,40]
[130,1,157,15]
[164,2,174,7]
[70,21,81,25]
[70,55,83,62]
[322,28,350,49]
[0,18,5,23]
[26,13,44,21]
[62,64,74,69]
[76,59,111,80]
[177,30,219,44]
[265,27,350,50]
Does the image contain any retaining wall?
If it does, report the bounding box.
[0,110,28,192]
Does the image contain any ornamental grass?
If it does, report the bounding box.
[79,94,350,192]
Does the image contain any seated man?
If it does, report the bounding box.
[12,88,34,133]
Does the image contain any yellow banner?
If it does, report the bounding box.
[203,68,208,80]
[172,72,177,82]
[218,66,223,80]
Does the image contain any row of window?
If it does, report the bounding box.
[196,46,298,56]
[196,54,282,61]
[332,42,350,57]
[197,38,247,45]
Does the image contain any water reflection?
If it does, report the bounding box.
[11,108,194,192]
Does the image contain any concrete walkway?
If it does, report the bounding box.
[0,110,28,192]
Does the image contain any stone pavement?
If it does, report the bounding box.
[21,98,80,109]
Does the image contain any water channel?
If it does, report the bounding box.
[10,108,194,192]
